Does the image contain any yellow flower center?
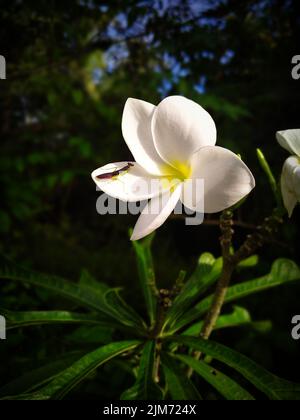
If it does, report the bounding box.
[159,161,191,192]
[161,161,191,182]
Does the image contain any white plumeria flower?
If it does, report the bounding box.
[92,96,255,240]
[276,129,300,217]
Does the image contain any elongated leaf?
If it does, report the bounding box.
[174,259,300,331]
[21,340,141,400]
[183,306,251,336]
[121,341,163,400]
[162,353,202,400]
[237,255,259,269]
[164,254,222,331]
[0,255,146,333]
[104,289,147,331]
[169,336,300,400]
[0,352,84,397]
[132,233,157,327]
[175,354,254,400]
[0,255,108,312]
[2,309,109,329]
[78,269,109,295]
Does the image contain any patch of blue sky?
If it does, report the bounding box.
[157,53,190,97]
[162,52,189,78]
[202,51,215,60]
[98,0,228,81]
[92,68,104,85]
[104,44,129,73]
[78,0,108,12]
[194,76,207,94]
[106,13,128,39]
[190,0,227,15]
[158,79,173,97]
[220,49,234,65]
[249,0,270,17]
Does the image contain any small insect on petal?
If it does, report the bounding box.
[96,163,134,180]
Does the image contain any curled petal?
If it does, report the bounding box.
[151,96,217,167]
[182,146,255,213]
[293,166,300,200]
[276,129,300,157]
[281,156,300,217]
[91,162,167,202]
[130,184,182,241]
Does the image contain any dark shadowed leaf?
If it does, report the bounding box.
[131,232,157,327]
[173,259,300,331]
[121,340,163,400]
[0,255,147,334]
[162,353,202,400]
[0,352,84,397]
[176,354,254,400]
[19,340,141,400]
[169,336,300,400]
[164,253,222,331]
[183,306,251,336]
[3,309,109,329]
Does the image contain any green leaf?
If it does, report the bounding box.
[237,255,259,269]
[162,353,202,400]
[0,255,107,312]
[0,352,84,397]
[169,336,300,400]
[78,269,108,295]
[23,341,141,400]
[121,341,163,400]
[3,309,108,329]
[131,232,157,326]
[164,254,222,331]
[174,259,300,331]
[183,306,251,336]
[175,354,254,400]
[103,289,147,331]
[256,148,280,205]
[0,256,146,333]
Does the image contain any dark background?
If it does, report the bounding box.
[0,0,299,399]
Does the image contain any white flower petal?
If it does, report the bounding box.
[151,96,217,167]
[91,162,167,202]
[181,178,205,214]
[276,129,300,157]
[281,156,299,217]
[121,98,171,175]
[293,165,300,200]
[182,146,255,213]
[130,184,182,241]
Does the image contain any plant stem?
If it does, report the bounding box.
[151,289,171,382]
[187,210,234,377]
[188,206,285,378]
[200,210,235,339]
[232,207,285,264]
[153,340,162,383]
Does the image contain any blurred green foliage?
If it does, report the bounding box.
[0,0,299,398]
